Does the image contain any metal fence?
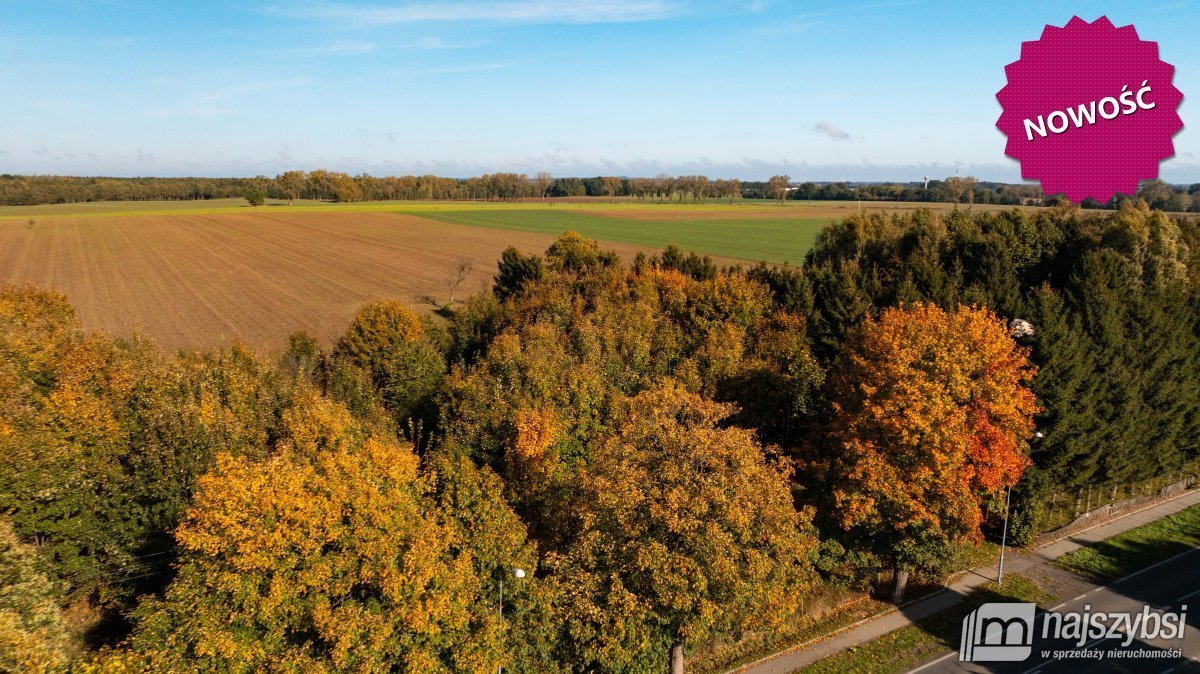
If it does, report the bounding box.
[1037,473,1196,543]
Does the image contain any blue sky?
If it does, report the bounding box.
[1,0,1196,181]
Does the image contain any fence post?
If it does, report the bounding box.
[1074,489,1083,518]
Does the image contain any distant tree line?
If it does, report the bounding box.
[4,172,1199,211]
[0,175,257,204]
[743,176,1200,212]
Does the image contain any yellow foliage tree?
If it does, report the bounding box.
[0,284,81,387]
[545,383,819,673]
[334,300,445,424]
[0,519,69,673]
[334,300,426,376]
[130,392,527,673]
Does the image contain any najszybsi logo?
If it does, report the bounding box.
[959,602,1189,663]
[960,603,1036,662]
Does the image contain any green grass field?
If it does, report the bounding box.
[414,208,825,264]
[1,198,840,263]
[1055,502,1200,582]
[798,576,1054,674]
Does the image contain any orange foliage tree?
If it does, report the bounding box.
[825,303,1037,600]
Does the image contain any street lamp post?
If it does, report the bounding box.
[999,430,1043,584]
[499,568,526,674]
[997,485,1012,585]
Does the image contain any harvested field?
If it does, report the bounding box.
[0,211,660,351]
[0,198,1057,352]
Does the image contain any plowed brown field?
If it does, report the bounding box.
[0,212,656,351]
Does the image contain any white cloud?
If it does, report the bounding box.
[266,0,684,25]
[813,121,851,141]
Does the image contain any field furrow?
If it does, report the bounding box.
[0,211,660,350]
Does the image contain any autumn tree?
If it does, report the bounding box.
[963,176,979,208]
[545,230,610,271]
[653,173,674,203]
[941,176,977,206]
[280,331,322,381]
[334,300,446,425]
[767,174,791,203]
[0,286,171,611]
[1101,200,1191,287]
[544,385,818,673]
[448,237,820,520]
[438,247,825,669]
[713,178,741,203]
[274,170,305,205]
[301,169,325,199]
[130,391,532,673]
[534,171,553,202]
[336,300,425,370]
[440,322,611,524]
[328,172,364,202]
[424,450,558,673]
[825,304,1037,601]
[0,519,69,673]
[600,176,622,203]
[1,286,297,629]
[0,283,81,386]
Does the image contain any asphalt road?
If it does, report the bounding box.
[908,546,1200,674]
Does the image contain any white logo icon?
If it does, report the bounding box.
[960,602,1036,662]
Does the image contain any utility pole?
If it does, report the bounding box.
[998,430,1041,584]
[498,567,526,674]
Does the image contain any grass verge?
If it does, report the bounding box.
[1054,502,1200,582]
[796,575,1054,674]
[689,594,890,674]
[690,542,999,674]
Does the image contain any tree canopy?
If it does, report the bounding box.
[822,304,1037,593]
[3,202,1199,671]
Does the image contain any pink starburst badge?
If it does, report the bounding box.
[996,16,1184,204]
